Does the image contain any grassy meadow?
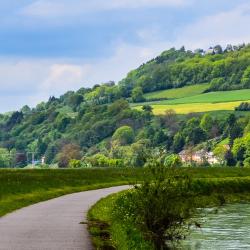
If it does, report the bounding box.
[0,168,144,217]
[144,83,210,100]
[134,88,250,114]
[155,89,250,105]
[2,167,250,217]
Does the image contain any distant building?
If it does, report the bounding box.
[41,156,45,165]
[205,48,214,55]
[179,149,219,165]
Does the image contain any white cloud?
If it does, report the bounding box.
[2,2,250,113]
[40,64,91,94]
[0,41,163,112]
[21,0,191,18]
[176,3,250,49]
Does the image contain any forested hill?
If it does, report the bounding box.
[119,44,250,100]
[0,43,250,168]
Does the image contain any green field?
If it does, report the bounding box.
[144,101,247,115]
[135,88,250,114]
[2,167,250,217]
[144,83,210,100]
[154,89,250,105]
[0,168,144,217]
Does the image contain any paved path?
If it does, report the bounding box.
[0,185,130,250]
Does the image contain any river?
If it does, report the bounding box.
[180,203,250,250]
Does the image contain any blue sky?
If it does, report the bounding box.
[0,0,249,112]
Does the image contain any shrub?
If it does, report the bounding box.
[113,159,196,249]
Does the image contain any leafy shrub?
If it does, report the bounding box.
[113,160,196,249]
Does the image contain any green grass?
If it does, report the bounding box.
[0,168,144,217]
[150,89,250,105]
[88,192,154,250]
[134,88,250,114]
[144,83,210,101]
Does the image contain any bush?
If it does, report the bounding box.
[113,160,196,249]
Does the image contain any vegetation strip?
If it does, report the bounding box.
[88,168,250,250]
[0,168,144,216]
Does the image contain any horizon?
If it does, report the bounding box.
[0,0,250,112]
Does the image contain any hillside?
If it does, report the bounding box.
[0,43,250,168]
[144,83,210,101]
[119,44,250,101]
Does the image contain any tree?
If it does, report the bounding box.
[232,137,246,163]
[200,114,213,133]
[183,118,206,145]
[131,87,145,103]
[45,145,57,164]
[69,159,82,168]
[164,154,182,168]
[163,109,179,134]
[56,144,81,168]
[0,148,11,168]
[213,45,223,54]
[68,94,84,110]
[173,132,185,153]
[226,114,243,146]
[142,105,153,113]
[213,145,227,164]
[241,66,250,87]
[112,126,134,146]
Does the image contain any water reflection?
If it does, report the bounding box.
[181,203,250,250]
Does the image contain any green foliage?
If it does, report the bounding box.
[112,126,134,146]
[164,154,182,168]
[200,114,213,133]
[131,87,145,103]
[56,143,81,168]
[235,102,250,111]
[120,45,250,94]
[0,44,249,169]
[85,154,124,168]
[113,163,195,249]
[0,168,145,216]
[69,159,83,168]
[88,192,153,250]
[0,148,11,168]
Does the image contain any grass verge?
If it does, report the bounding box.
[0,168,144,217]
[88,191,154,250]
[88,173,250,250]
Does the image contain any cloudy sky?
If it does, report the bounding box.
[0,0,250,112]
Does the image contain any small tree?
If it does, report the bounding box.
[56,143,81,168]
[164,154,182,168]
[112,126,134,146]
[131,87,145,103]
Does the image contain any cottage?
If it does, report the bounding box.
[179,149,219,165]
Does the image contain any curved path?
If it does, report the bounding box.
[0,185,130,250]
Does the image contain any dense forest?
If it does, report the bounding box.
[120,43,250,102]
[0,44,250,168]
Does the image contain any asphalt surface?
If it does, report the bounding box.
[0,185,130,250]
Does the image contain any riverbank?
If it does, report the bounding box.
[88,172,250,249]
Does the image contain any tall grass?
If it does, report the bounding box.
[0,168,144,216]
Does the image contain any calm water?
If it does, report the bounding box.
[181,203,250,250]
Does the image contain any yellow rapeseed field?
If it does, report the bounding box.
[135,100,250,115]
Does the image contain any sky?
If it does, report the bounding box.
[0,0,250,112]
